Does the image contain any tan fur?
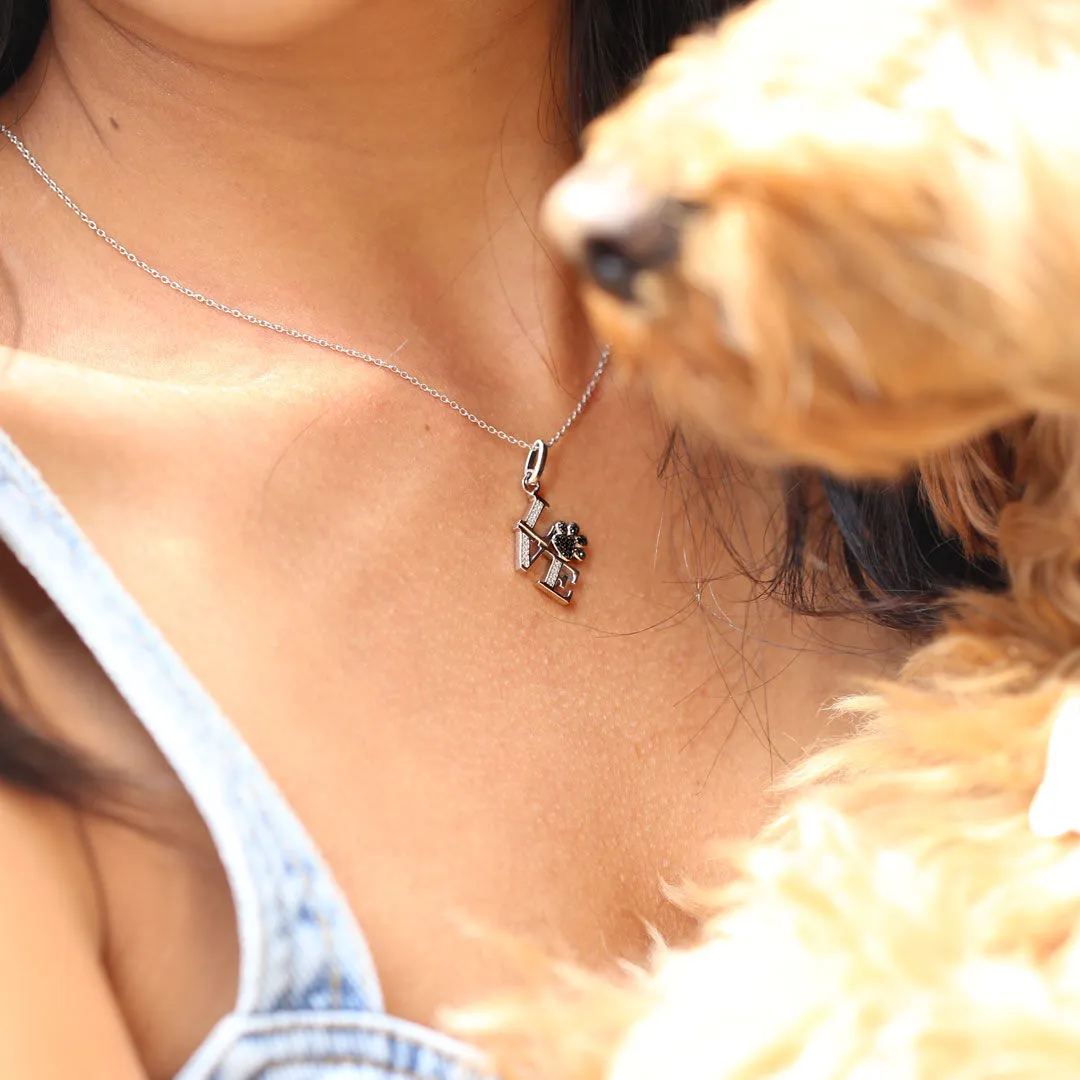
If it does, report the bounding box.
[450,0,1080,1076]
[551,0,1080,478]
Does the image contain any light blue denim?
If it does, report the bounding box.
[0,430,493,1080]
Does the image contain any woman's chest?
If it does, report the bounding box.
[0,356,894,1072]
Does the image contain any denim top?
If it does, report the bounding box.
[0,430,493,1080]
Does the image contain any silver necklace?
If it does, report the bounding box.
[1,123,608,606]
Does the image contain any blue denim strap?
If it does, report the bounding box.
[0,429,384,1017]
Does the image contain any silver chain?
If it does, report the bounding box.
[0,123,608,451]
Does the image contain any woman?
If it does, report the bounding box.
[0,2,996,1078]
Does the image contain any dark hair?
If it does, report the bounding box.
[0,0,1006,808]
[0,0,45,94]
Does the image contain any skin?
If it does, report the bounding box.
[0,3,902,1077]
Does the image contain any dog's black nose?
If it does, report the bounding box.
[542,165,688,301]
[582,216,681,301]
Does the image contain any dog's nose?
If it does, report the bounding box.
[542,166,687,301]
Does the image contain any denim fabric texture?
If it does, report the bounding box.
[0,431,493,1080]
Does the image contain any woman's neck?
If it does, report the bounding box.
[3,0,593,392]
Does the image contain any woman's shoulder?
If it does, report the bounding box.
[0,773,149,1078]
[0,349,179,562]
[0,490,238,1080]
[0,345,283,566]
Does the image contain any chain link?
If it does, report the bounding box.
[1,124,608,451]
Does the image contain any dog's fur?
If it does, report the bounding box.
[452,1,1080,1076]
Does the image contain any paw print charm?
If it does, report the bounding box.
[548,521,588,563]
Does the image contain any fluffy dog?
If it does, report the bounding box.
[453,1,1080,1077]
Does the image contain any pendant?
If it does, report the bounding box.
[513,439,589,605]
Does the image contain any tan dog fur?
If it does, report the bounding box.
[451,1,1080,1077]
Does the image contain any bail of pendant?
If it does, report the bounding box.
[522,438,548,494]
